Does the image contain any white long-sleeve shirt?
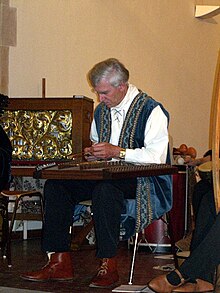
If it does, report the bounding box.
[90,84,169,164]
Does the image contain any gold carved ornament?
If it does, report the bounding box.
[0,110,73,161]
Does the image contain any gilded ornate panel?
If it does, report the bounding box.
[0,109,73,161]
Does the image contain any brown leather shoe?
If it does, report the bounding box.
[89,257,119,288]
[20,252,74,282]
[148,270,185,293]
[172,279,214,292]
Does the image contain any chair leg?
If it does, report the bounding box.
[4,205,12,267]
[9,198,20,236]
[165,212,179,268]
[4,197,20,267]
[0,196,12,267]
[40,195,44,222]
[71,218,94,250]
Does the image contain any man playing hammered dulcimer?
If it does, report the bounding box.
[21,58,172,289]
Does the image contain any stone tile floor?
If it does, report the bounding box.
[0,238,175,292]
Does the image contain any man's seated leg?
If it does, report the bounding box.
[148,213,220,292]
[21,179,95,282]
[89,179,136,288]
[190,188,216,251]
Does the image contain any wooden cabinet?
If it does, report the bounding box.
[0,96,94,163]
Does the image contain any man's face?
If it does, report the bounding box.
[94,79,127,108]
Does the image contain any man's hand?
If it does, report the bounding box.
[84,146,97,161]
[84,143,121,160]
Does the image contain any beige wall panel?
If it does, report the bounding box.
[0,0,9,6]
[0,46,9,94]
[9,0,220,156]
[0,3,17,46]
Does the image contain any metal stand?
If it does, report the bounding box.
[112,232,149,291]
[128,232,139,285]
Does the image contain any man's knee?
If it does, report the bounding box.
[44,179,57,193]
[92,182,124,207]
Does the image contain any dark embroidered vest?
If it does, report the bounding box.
[94,92,172,233]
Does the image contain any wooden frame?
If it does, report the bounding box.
[211,50,220,212]
[1,96,94,162]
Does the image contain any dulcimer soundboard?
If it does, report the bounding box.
[34,160,178,180]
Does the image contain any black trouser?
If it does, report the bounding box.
[180,212,220,284]
[179,179,217,283]
[192,179,214,223]
[41,178,137,258]
[190,179,216,252]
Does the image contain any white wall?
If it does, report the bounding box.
[9,0,220,156]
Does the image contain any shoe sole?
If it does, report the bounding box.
[89,281,120,289]
[172,289,214,292]
[148,283,172,293]
[20,276,74,282]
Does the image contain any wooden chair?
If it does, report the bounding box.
[71,200,94,250]
[0,190,43,267]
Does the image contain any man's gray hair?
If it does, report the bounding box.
[87,58,129,88]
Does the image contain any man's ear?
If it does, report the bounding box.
[118,83,127,92]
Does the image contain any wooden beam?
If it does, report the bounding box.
[211,50,220,212]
